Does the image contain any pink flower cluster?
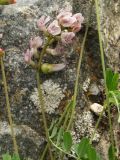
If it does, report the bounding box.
[24,9,84,70]
[24,37,43,64]
[37,10,84,44]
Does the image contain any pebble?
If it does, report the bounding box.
[90,103,104,115]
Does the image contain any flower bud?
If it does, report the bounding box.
[0,48,5,57]
[41,63,65,74]
[0,0,16,5]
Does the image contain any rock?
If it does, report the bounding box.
[0,0,73,159]
[74,111,100,142]
[89,83,100,95]
[100,0,120,72]
[90,103,104,116]
[0,0,119,159]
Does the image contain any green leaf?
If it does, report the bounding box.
[77,138,89,158]
[12,154,20,160]
[56,127,64,145]
[87,145,101,160]
[49,126,58,139]
[2,153,12,160]
[111,73,119,91]
[106,69,119,91]
[63,131,72,152]
[106,68,114,90]
[72,143,79,155]
[108,145,117,160]
[109,91,120,123]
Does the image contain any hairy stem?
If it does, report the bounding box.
[37,38,54,160]
[0,57,19,155]
[67,2,93,130]
[94,0,115,158]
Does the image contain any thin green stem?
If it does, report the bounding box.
[57,100,73,127]
[40,143,49,160]
[0,57,19,155]
[67,2,93,130]
[94,0,115,159]
[49,138,77,159]
[37,38,54,160]
[37,71,54,160]
[38,37,54,70]
[41,100,72,159]
[90,104,106,142]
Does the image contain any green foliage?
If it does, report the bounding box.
[56,127,64,145]
[106,68,119,91]
[108,145,117,160]
[50,129,102,160]
[49,126,58,139]
[63,131,72,152]
[2,153,20,160]
[77,138,89,158]
[106,69,120,123]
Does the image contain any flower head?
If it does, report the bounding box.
[71,22,81,32]
[57,11,72,20]
[61,32,75,44]
[71,13,84,32]
[37,16,50,32]
[59,16,76,27]
[73,13,84,24]
[24,49,33,63]
[47,20,61,36]
[30,37,43,49]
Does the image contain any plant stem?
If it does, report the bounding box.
[37,72,54,160]
[49,138,77,159]
[37,38,54,160]
[67,2,93,131]
[94,0,115,159]
[0,57,19,155]
[41,100,72,159]
[90,104,106,142]
[40,143,49,160]
[57,100,73,128]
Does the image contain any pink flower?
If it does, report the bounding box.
[24,49,33,63]
[72,23,81,32]
[30,37,43,49]
[73,13,84,24]
[37,16,50,32]
[57,11,72,20]
[59,16,76,27]
[61,32,75,44]
[71,13,84,32]
[47,20,61,36]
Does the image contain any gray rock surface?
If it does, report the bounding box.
[0,0,119,159]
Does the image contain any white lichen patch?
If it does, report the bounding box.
[74,111,100,142]
[30,80,65,114]
[82,78,91,92]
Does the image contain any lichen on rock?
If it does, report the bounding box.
[30,79,65,114]
[74,111,100,142]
